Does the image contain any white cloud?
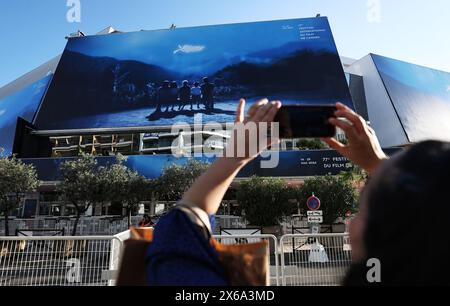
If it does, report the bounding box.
[173,44,206,55]
[0,110,5,117]
[447,85,450,92]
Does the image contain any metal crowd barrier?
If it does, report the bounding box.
[213,216,248,234]
[0,236,122,286]
[280,234,352,286]
[213,234,279,286]
[0,233,352,286]
[0,217,142,237]
[0,216,248,237]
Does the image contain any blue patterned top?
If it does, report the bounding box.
[146,208,228,286]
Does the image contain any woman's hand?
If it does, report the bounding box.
[182,98,281,215]
[322,102,388,174]
[226,98,282,164]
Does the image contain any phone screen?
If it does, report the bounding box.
[274,105,337,138]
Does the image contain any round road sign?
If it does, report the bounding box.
[307,195,321,211]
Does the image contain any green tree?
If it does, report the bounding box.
[60,154,154,234]
[94,165,113,216]
[0,156,38,236]
[154,159,210,202]
[340,165,368,185]
[103,159,153,227]
[296,139,329,150]
[59,154,101,236]
[124,175,154,227]
[296,175,357,224]
[236,176,296,227]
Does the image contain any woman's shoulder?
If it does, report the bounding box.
[149,207,211,251]
[147,206,221,267]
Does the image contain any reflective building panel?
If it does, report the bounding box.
[0,74,53,156]
[372,54,450,143]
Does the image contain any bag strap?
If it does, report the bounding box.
[177,204,212,240]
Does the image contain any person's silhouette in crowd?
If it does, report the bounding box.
[156,80,171,112]
[169,81,179,112]
[201,77,215,110]
[139,214,154,227]
[191,82,202,109]
[322,103,450,286]
[179,80,192,111]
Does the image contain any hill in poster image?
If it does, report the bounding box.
[35,17,352,130]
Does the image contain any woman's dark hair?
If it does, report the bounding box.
[345,141,450,286]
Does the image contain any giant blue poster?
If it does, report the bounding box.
[21,148,402,181]
[35,17,352,130]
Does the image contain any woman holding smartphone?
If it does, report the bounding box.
[147,99,450,286]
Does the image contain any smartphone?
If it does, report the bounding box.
[274,105,337,138]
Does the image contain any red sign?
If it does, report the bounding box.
[307,195,321,211]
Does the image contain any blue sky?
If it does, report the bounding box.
[1,0,450,87]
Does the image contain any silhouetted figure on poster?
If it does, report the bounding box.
[201,77,215,110]
[169,81,179,112]
[146,82,157,101]
[179,80,192,111]
[156,80,171,112]
[191,82,202,109]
